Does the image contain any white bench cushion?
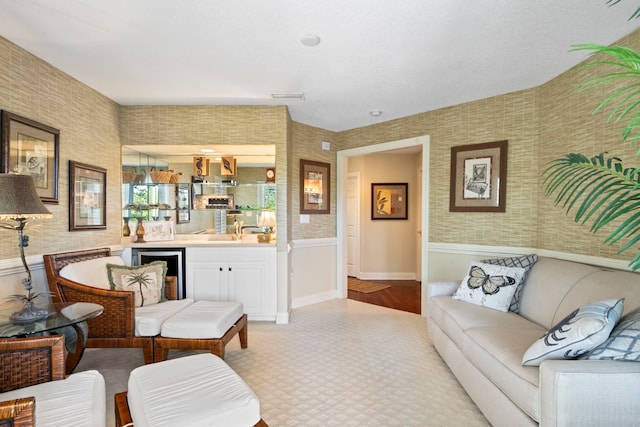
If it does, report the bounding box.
[127,353,260,427]
[59,256,125,289]
[135,298,194,336]
[160,300,244,339]
[0,370,106,427]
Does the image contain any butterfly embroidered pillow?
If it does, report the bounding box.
[452,262,526,312]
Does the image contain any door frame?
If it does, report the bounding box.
[336,135,430,316]
[346,172,361,278]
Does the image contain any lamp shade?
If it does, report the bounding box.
[258,210,276,229]
[0,174,52,220]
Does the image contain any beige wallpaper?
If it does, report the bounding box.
[3,24,640,265]
[0,37,122,260]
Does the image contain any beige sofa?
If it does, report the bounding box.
[427,256,640,427]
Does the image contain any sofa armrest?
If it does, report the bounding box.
[539,359,640,427]
[427,281,460,298]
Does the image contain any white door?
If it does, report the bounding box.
[347,172,360,277]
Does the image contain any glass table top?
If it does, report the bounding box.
[0,301,103,337]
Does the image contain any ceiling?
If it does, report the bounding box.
[1,1,640,133]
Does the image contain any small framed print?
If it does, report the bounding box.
[1,111,60,203]
[449,140,508,212]
[371,183,408,220]
[300,159,330,214]
[69,161,107,231]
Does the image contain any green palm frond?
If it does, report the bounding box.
[606,0,640,20]
[543,153,640,269]
[571,44,640,152]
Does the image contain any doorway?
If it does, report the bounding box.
[336,135,430,316]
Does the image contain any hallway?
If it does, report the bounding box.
[347,278,421,314]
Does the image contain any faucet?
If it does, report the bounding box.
[234,218,243,240]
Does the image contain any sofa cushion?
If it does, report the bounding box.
[160,300,244,339]
[582,306,640,361]
[453,262,525,312]
[0,370,106,427]
[481,254,538,313]
[59,256,125,289]
[430,295,544,351]
[464,327,544,421]
[522,299,624,366]
[135,298,194,336]
[107,261,167,307]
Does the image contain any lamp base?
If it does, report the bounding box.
[10,301,48,323]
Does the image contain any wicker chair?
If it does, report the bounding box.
[43,248,178,364]
[0,335,105,426]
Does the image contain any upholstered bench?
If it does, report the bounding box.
[153,300,248,362]
[114,353,267,427]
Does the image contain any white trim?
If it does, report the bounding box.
[428,242,634,271]
[289,237,337,249]
[292,290,338,309]
[358,272,416,280]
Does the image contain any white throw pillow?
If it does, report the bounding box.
[480,254,538,313]
[522,298,624,366]
[581,306,640,361]
[452,262,526,312]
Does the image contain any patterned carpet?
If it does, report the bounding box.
[76,299,489,426]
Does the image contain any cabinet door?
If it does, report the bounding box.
[186,262,226,301]
[227,261,267,315]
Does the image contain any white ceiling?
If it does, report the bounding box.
[1,1,640,132]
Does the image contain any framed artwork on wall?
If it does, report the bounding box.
[449,140,508,212]
[371,183,408,220]
[69,160,107,231]
[1,111,60,204]
[300,159,330,214]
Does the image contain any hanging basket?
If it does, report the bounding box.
[122,170,137,184]
[149,167,173,184]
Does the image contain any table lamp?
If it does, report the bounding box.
[0,174,53,322]
[257,210,276,243]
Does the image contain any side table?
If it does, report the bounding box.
[0,301,103,374]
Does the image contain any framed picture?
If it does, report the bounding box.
[449,140,508,212]
[1,111,60,203]
[371,183,408,220]
[176,183,191,223]
[69,161,106,231]
[142,220,175,241]
[300,159,330,214]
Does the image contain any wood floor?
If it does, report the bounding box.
[347,277,421,315]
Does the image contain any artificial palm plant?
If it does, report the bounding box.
[542,4,640,270]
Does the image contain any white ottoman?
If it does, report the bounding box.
[118,353,263,427]
[153,300,247,361]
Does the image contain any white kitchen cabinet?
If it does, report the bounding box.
[185,246,276,321]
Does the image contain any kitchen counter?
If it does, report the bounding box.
[122,233,276,248]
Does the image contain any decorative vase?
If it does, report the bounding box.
[122,217,131,237]
[135,217,146,243]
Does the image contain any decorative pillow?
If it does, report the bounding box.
[581,306,640,361]
[522,298,624,366]
[106,261,167,307]
[480,254,538,313]
[452,262,526,312]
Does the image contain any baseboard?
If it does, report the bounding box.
[291,290,338,309]
[357,272,417,280]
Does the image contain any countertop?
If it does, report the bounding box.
[122,233,276,248]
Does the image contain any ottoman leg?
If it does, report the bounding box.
[239,315,248,349]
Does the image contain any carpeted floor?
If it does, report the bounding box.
[76,299,489,426]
